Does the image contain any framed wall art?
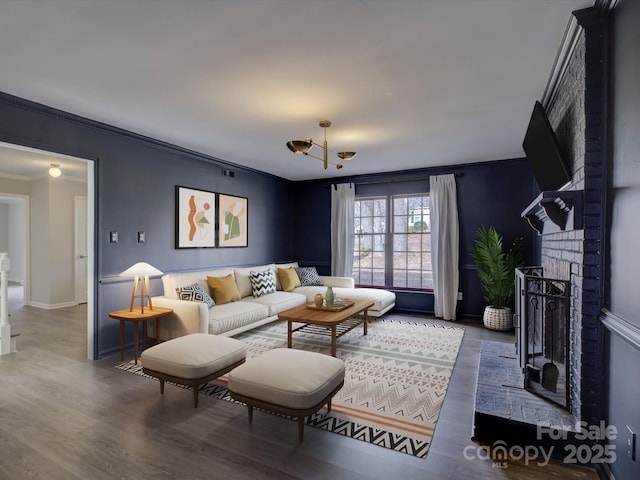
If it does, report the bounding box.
[175,186,216,248]
[218,193,248,247]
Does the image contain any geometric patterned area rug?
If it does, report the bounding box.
[115,319,464,458]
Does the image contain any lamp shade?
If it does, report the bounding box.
[119,262,163,278]
[286,140,313,154]
[337,151,357,161]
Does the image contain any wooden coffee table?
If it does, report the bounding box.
[279,299,374,357]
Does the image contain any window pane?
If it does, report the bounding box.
[390,193,432,290]
[393,270,407,288]
[353,197,386,287]
[393,233,407,252]
[407,270,422,289]
[371,269,385,287]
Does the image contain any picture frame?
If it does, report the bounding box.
[218,193,248,247]
[175,186,216,248]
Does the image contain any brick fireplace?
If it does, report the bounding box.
[473,8,608,444]
[527,7,607,425]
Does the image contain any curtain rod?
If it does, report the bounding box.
[345,171,463,186]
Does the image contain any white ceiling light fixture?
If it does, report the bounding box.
[286,120,357,170]
[48,163,62,178]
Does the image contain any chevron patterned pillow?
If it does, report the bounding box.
[295,266,323,286]
[175,283,215,308]
[249,270,276,298]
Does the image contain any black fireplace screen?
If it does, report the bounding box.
[515,268,570,409]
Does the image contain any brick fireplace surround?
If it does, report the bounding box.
[473,6,609,446]
[540,7,607,427]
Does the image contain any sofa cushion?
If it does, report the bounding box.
[295,266,323,286]
[234,264,275,298]
[274,262,299,290]
[161,268,233,300]
[207,301,270,335]
[277,267,301,292]
[293,286,395,314]
[207,274,241,304]
[244,291,307,316]
[249,269,276,298]
[175,283,215,308]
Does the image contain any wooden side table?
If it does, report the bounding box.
[108,307,173,364]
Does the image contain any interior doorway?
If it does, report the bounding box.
[0,141,96,360]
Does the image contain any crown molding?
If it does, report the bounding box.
[541,1,617,109]
[0,91,286,182]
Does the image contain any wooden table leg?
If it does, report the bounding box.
[119,320,125,361]
[143,320,148,349]
[331,325,337,357]
[287,320,292,348]
[363,309,369,336]
[133,321,139,364]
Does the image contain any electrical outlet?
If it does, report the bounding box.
[137,232,145,243]
[457,291,463,301]
[110,231,118,243]
[628,425,637,461]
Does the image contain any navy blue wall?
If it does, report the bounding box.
[0,91,538,359]
[0,92,293,359]
[605,2,640,478]
[292,159,538,318]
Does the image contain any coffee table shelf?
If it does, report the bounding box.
[290,316,364,339]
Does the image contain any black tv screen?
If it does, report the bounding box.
[522,101,571,191]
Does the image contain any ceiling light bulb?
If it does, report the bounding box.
[48,163,62,178]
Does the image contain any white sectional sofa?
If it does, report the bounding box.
[151,262,395,340]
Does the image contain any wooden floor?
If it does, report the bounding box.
[0,286,598,479]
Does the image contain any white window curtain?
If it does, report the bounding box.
[331,182,355,277]
[430,174,459,320]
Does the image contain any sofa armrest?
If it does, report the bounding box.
[320,276,355,288]
[151,296,209,340]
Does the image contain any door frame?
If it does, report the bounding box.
[0,141,96,360]
[74,195,88,305]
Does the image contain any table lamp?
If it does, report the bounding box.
[119,262,163,313]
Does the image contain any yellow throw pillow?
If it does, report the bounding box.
[207,274,241,304]
[277,267,301,292]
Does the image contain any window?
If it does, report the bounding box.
[353,197,387,287]
[392,194,432,290]
[353,194,432,290]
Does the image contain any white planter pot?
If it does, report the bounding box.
[483,306,512,331]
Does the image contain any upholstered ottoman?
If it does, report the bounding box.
[228,348,345,442]
[141,333,246,408]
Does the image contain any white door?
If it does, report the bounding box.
[75,196,88,304]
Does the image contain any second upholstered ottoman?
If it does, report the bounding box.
[227,348,345,442]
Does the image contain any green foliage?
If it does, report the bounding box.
[411,220,429,232]
[470,225,525,309]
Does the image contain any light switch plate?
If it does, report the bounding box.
[137,232,145,243]
[110,231,118,243]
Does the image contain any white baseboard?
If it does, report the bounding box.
[29,300,78,310]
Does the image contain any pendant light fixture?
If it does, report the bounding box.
[286,120,357,170]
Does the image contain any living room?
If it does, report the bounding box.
[1,1,638,479]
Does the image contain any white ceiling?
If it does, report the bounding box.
[0,0,592,181]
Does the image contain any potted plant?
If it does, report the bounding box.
[470,225,525,331]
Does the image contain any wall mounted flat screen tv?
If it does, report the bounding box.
[522,101,572,191]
